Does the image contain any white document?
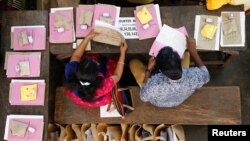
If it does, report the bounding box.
[72,39,91,51]
[220,12,245,47]
[114,7,121,28]
[50,7,73,13]
[94,20,124,46]
[95,20,122,34]
[100,104,121,118]
[11,25,45,32]
[11,79,45,83]
[156,24,186,57]
[118,17,139,39]
[154,4,162,29]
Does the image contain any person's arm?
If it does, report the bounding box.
[187,38,204,67]
[143,57,155,83]
[70,30,98,62]
[111,41,128,83]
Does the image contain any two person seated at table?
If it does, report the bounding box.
[64,30,128,107]
[64,30,210,108]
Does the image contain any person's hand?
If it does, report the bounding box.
[147,57,155,70]
[120,40,128,54]
[86,30,99,40]
[186,37,197,55]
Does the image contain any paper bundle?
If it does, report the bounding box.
[49,7,75,43]
[134,4,162,40]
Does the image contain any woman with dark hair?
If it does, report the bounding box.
[65,30,128,107]
[130,38,210,107]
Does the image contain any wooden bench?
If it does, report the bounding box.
[55,86,241,125]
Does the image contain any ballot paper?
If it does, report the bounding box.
[220,12,245,47]
[9,79,46,105]
[194,15,221,50]
[11,26,46,51]
[93,20,124,46]
[149,24,187,58]
[4,115,44,141]
[49,7,75,43]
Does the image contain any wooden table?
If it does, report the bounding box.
[50,5,247,65]
[55,86,241,125]
[0,11,49,141]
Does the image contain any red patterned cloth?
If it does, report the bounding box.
[65,76,115,107]
[65,55,118,107]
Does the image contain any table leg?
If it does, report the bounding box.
[222,51,239,67]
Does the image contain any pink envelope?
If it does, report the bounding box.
[76,5,95,37]
[134,6,160,40]
[6,54,41,78]
[9,81,45,105]
[92,4,118,26]
[149,26,188,57]
[49,11,74,43]
[13,27,46,51]
[8,118,44,141]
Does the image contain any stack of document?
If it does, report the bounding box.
[194,15,221,50]
[49,7,75,43]
[92,4,120,28]
[4,52,41,78]
[11,26,46,51]
[76,5,95,37]
[9,79,46,106]
[149,24,187,58]
[220,12,245,47]
[4,115,44,141]
[93,20,124,46]
[134,4,162,40]
[195,12,245,50]
[100,103,122,118]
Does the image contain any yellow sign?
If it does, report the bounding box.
[201,24,217,39]
[20,84,37,101]
[136,6,152,25]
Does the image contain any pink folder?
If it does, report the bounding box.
[134,6,160,40]
[9,80,45,105]
[49,11,74,43]
[6,54,41,78]
[92,4,118,26]
[76,5,95,37]
[149,26,188,57]
[8,118,44,141]
[13,27,46,50]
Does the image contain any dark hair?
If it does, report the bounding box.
[156,47,182,80]
[67,58,103,102]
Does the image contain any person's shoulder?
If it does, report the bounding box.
[66,61,79,65]
[184,65,208,71]
[65,61,79,68]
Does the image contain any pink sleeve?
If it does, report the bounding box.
[95,77,115,96]
[65,87,112,107]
